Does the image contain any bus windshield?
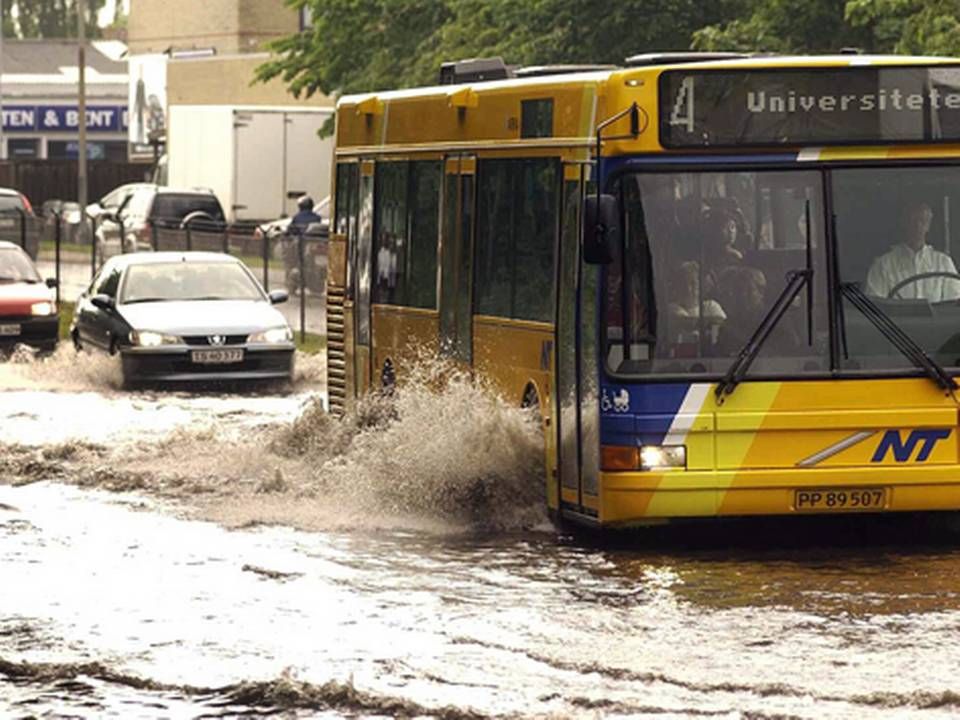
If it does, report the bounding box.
[605,165,960,378]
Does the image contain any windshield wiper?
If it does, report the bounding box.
[839,282,957,393]
[122,297,168,304]
[715,268,813,402]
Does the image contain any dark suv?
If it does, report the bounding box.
[98,186,227,258]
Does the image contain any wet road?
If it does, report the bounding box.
[3,351,960,718]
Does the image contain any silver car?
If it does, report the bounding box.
[71,252,295,386]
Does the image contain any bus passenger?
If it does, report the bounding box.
[866,201,960,301]
[668,261,726,321]
[668,261,726,355]
[701,208,744,299]
[714,265,800,357]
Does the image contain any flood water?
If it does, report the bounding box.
[3,349,960,719]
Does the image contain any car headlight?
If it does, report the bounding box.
[248,326,293,344]
[129,330,181,347]
[30,301,55,316]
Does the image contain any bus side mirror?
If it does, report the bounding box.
[582,194,617,264]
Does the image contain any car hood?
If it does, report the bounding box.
[118,299,288,335]
[0,282,53,315]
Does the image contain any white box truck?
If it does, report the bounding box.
[166,105,334,223]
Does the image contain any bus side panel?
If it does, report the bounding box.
[370,305,440,387]
[473,316,557,510]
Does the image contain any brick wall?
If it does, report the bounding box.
[128,0,297,55]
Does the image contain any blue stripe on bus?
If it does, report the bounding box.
[600,383,691,446]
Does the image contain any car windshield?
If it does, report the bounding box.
[606,165,960,379]
[120,261,263,304]
[0,195,25,214]
[0,247,41,282]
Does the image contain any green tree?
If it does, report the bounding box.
[846,0,960,55]
[257,0,748,99]
[8,0,105,39]
[692,0,876,54]
[694,0,960,55]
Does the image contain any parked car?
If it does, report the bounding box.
[86,182,155,222]
[0,241,58,355]
[42,199,84,246]
[70,251,294,386]
[96,186,227,259]
[0,188,41,258]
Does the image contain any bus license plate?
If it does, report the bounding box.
[0,323,20,336]
[191,348,243,364]
[795,488,887,512]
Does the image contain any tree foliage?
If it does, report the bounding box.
[256,0,746,97]
[258,0,960,101]
[5,0,105,39]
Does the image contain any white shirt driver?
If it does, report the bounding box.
[865,243,960,301]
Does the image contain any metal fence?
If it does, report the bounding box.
[26,209,327,342]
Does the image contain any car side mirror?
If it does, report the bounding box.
[268,289,288,305]
[90,293,114,310]
[45,277,58,288]
[582,194,618,264]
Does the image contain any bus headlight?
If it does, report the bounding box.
[600,444,686,471]
[248,326,293,344]
[130,330,181,347]
[31,301,55,316]
[640,445,686,471]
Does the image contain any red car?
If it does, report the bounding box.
[0,241,58,354]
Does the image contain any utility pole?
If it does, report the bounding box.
[78,0,88,216]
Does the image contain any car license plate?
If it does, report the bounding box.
[0,323,20,336]
[191,348,243,364]
[794,488,887,512]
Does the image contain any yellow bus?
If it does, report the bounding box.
[328,53,960,528]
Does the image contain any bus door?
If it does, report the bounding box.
[354,159,375,395]
[439,155,476,363]
[556,163,586,512]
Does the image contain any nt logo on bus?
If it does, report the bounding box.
[871,429,951,463]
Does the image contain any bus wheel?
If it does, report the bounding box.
[381,359,396,395]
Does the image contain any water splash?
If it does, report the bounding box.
[0,657,494,718]
[1,358,548,533]
[0,345,325,393]
[0,345,123,391]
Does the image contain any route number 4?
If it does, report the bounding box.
[669,76,695,133]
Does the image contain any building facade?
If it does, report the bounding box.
[1,40,129,161]
[126,0,302,56]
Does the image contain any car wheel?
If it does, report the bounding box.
[71,330,82,352]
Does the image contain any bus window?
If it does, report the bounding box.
[373,162,409,305]
[372,161,441,309]
[475,158,560,322]
[408,162,441,309]
[335,162,360,295]
[604,170,829,378]
[834,166,960,371]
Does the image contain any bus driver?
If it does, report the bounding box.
[865,201,960,301]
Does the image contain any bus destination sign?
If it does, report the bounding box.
[659,66,960,148]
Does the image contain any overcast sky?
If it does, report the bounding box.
[98,0,130,27]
